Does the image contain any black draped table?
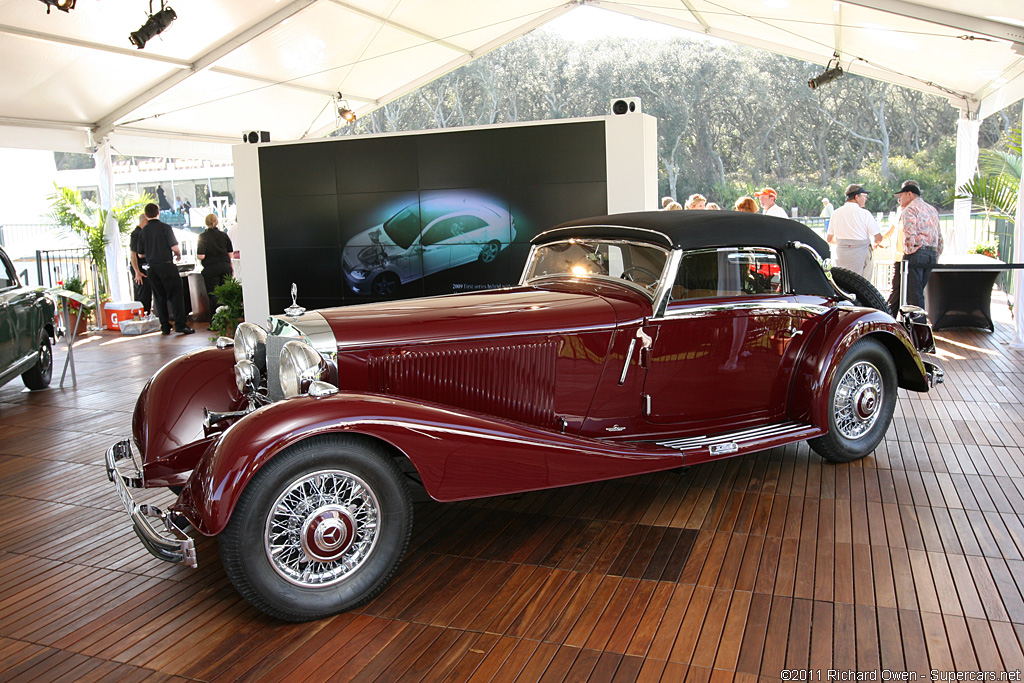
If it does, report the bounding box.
[924,254,1021,331]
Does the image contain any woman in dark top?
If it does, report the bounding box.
[197,213,233,315]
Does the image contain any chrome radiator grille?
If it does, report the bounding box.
[368,342,558,428]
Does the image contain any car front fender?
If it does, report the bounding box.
[790,307,929,429]
[133,346,244,487]
[173,392,683,536]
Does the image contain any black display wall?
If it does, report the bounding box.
[259,121,608,313]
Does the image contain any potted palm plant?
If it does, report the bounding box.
[47,184,152,302]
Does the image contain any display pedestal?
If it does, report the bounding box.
[925,255,1021,332]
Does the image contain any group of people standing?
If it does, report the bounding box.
[662,181,944,312]
[824,180,943,310]
[661,186,787,215]
[129,203,234,336]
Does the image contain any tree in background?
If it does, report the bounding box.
[336,32,1020,216]
[47,184,151,300]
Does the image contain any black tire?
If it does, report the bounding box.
[370,272,399,296]
[830,266,891,314]
[219,435,412,622]
[21,333,52,390]
[808,338,897,463]
[478,240,501,263]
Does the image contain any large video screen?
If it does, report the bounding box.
[259,121,608,312]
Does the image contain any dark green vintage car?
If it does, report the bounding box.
[0,246,56,391]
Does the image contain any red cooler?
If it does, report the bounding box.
[103,301,144,331]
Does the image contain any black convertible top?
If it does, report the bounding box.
[537,210,830,259]
[535,210,836,298]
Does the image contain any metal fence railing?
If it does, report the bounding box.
[796,212,1017,296]
[36,248,101,303]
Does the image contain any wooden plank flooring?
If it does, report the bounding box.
[2,306,1024,681]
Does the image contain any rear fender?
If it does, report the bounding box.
[133,346,244,487]
[174,393,683,536]
[790,308,928,428]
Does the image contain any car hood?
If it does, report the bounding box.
[307,285,646,348]
[342,226,405,268]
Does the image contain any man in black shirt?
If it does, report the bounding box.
[138,203,194,335]
[129,213,152,316]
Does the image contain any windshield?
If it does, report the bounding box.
[523,239,669,294]
[382,206,421,249]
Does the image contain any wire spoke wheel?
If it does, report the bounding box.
[832,361,883,440]
[265,470,380,587]
[809,338,896,463]
[220,435,412,621]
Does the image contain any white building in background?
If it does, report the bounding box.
[0,148,234,287]
[57,156,237,232]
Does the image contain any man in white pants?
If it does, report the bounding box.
[826,184,883,279]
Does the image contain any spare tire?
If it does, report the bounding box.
[830,266,891,314]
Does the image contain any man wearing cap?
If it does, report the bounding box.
[825,184,883,279]
[754,187,789,218]
[893,180,942,309]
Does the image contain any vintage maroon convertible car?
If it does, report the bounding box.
[107,210,942,621]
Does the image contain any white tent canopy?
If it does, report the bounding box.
[1,0,1023,159]
[3,0,1023,343]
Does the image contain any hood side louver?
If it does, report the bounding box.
[369,342,558,429]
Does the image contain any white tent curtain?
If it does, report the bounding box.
[952,116,981,257]
[94,140,129,304]
[1013,105,1024,349]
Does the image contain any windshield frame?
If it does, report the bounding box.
[520,238,672,300]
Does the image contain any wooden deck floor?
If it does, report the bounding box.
[1,307,1024,682]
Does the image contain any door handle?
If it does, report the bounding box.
[637,327,653,367]
[619,327,654,385]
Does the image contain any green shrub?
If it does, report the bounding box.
[209,277,243,337]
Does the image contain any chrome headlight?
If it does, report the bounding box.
[279,341,328,398]
[234,360,259,393]
[234,322,267,364]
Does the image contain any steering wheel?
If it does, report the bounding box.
[621,266,659,286]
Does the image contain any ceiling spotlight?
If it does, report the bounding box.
[130,4,177,50]
[808,65,843,89]
[39,0,75,14]
[336,94,357,124]
[808,53,844,90]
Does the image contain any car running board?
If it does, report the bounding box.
[655,421,822,463]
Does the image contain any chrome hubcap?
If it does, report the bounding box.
[265,470,380,587]
[301,506,356,562]
[833,361,883,440]
[40,341,52,373]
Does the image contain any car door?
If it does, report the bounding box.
[418,216,464,276]
[0,251,22,369]
[641,247,814,431]
[446,214,491,268]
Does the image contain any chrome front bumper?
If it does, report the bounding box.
[105,439,197,568]
[922,355,945,388]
